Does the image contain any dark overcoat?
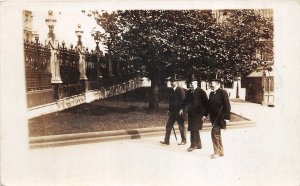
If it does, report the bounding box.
[205,88,231,129]
[168,86,186,120]
[184,87,209,131]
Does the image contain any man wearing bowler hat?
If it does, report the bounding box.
[160,76,187,145]
[205,78,231,159]
[184,77,209,152]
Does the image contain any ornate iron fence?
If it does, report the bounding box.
[58,44,80,84]
[85,51,98,81]
[24,40,52,91]
[24,37,138,103]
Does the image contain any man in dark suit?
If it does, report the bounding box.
[160,77,187,145]
[184,79,209,152]
[205,79,231,159]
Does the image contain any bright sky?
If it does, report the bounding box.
[31,10,105,51]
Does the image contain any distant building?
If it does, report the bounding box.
[23,10,34,42]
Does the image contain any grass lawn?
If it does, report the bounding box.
[28,88,247,137]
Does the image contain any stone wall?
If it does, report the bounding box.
[28,77,142,119]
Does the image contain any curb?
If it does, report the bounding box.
[29,120,255,149]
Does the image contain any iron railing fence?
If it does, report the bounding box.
[58,45,80,85]
[85,51,98,81]
[24,40,52,91]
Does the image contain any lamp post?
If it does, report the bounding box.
[95,37,100,51]
[45,10,62,95]
[61,40,65,49]
[106,36,114,77]
[34,33,39,44]
[262,70,267,105]
[90,28,104,51]
[45,10,57,39]
[75,24,84,46]
[236,72,241,99]
[74,25,88,83]
[32,31,40,47]
[32,31,39,44]
[91,28,104,80]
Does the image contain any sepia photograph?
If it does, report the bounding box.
[1,1,300,186]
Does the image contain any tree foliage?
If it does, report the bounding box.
[83,9,273,108]
[216,10,274,80]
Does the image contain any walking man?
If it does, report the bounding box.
[206,78,231,159]
[184,78,209,152]
[160,77,186,145]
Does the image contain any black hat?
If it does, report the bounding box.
[190,74,198,82]
[169,74,179,82]
[209,73,223,83]
[209,78,223,83]
[167,77,175,82]
[190,76,198,82]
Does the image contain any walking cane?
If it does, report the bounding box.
[172,126,178,142]
[212,105,223,127]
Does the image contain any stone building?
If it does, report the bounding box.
[23,10,34,42]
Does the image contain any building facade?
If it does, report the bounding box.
[23,10,34,42]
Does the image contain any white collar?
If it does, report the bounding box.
[212,88,220,93]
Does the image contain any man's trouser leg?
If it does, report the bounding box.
[191,130,201,148]
[164,115,176,143]
[190,131,194,147]
[177,117,186,143]
[211,125,223,155]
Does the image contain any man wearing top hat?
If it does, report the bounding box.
[160,76,187,145]
[184,77,209,152]
[205,78,231,159]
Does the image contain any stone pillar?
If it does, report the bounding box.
[106,53,114,77]
[47,38,62,84]
[77,47,88,81]
[95,54,104,88]
[45,10,61,84]
[46,39,62,100]
[78,47,88,92]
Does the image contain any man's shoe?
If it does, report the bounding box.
[196,146,202,149]
[178,141,186,145]
[187,147,195,152]
[210,154,224,159]
[160,141,170,145]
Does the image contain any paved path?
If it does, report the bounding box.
[4,101,300,186]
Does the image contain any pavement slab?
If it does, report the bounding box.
[23,124,299,186]
[3,101,300,186]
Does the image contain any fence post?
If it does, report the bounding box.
[47,39,62,84]
[45,10,62,84]
[46,37,63,99]
[79,48,88,81]
[79,47,88,92]
[45,10,62,99]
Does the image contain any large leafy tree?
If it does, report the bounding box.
[214,10,274,81]
[115,10,220,109]
[84,9,273,109]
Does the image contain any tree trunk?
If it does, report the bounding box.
[148,70,160,110]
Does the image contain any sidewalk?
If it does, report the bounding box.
[3,101,300,186]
